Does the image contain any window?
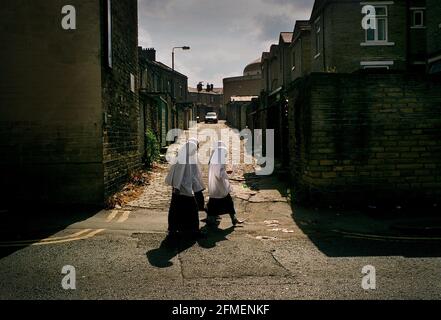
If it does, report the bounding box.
[315,18,321,57]
[365,6,388,42]
[292,50,296,70]
[141,69,148,89]
[153,76,156,91]
[130,74,135,93]
[411,9,425,28]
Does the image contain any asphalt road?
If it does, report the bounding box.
[1,122,441,300]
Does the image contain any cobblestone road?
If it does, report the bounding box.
[127,121,302,240]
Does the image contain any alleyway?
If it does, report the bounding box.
[128,122,298,242]
[0,122,441,299]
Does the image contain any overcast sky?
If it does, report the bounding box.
[138,0,314,88]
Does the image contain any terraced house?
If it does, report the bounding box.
[290,20,312,82]
[248,0,441,206]
[310,0,429,72]
[138,48,191,150]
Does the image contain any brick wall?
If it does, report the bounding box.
[288,72,441,206]
[223,75,262,105]
[426,0,441,59]
[101,0,141,199]
[0,0,104,205]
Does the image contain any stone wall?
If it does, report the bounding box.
[426,0,441,59]
[223,75,262,105]
[288,72,441,206]
[227,102,249,131]
[102,0,141,199]
[0,0,104,205]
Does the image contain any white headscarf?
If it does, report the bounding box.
[165,139,205,195]
[208,141,231,199]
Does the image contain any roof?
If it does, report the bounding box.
[188,87,223,95]
[270,44,278,54]
[280,32,293,44]
[310,0,330,20]
[261,52,270,61]
[148,60,188,79]
[230,96,258,102]
[292,20,312,43]
[244,57,262,75]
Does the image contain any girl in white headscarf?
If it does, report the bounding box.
[165,139,205,238]
[206,141,241,226]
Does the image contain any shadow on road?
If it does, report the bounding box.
[198,226,235,249]
[243,171,289,197]
[291,204,441,258]
[146,226,235,268]
[0,205,101,260]
[146,237,196,268]
[243,164,441,259]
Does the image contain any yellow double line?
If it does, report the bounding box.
[0,229,105,247]
[106,210,131,223]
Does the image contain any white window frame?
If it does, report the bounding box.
[365,5,388,43]
[360,3,395,46]
[360,60,394,69]
[130,74,135,93]
[411,8,426,29]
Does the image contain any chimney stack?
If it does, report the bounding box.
[145,48,156,61]
[139,47,157,61]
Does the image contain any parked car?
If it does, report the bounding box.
[205,112,218,124]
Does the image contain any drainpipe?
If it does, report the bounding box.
[322,12,326,71]
[405,0,411,71]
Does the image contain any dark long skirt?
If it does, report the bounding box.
[207,194,236,217]
[168,193,200,234]
[194,191,205,212]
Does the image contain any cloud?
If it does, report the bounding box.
[254,13,295,41]
[138,0,315,87]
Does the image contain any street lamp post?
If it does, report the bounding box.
[172,46,190,71]
[171,46,190,129]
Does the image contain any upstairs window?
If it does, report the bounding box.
[411,9,425,28]
[130,74,135,93]
[366,6,388,42]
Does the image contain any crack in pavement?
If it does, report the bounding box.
[270,250,294,276]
